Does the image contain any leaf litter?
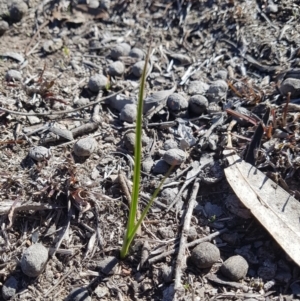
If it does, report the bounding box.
[1,0,300,300]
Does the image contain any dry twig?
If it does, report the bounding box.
[174,180,200,300]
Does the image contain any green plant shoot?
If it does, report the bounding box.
[120,47,173,259]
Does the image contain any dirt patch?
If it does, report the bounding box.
[0,0,300,300]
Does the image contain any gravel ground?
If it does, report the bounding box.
[0,0,300,300]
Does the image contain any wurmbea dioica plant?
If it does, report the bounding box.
[120,48,173,259]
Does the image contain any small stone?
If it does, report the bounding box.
[187,80,209,95]
[5,69,22,81]
[163,148,186,165]
[167,93,188,112]
[132,60,150,77]
[221,255,249,281]
[27,112,40,125]
[2,276,18,300]
[98,256,119,275]
[142,158,154,173]
[9,1,28,22]
[21,243,48,277]
[107,61,125,76]
[124,132,135,152]
[74,97,90,107]
[188,227,198,241]
[123,132,148,151]
[43,40,55,53]
[29,146,51,161]
[189,95,208,115]
[0,20,9,36]
[120,104,137,123]
[158,227,175,239]
[110,43,131,60]
[73,137,97,157]
[280,78,300,98]
[88,74,109,92]
[94,286,109,298]
[66,287,91,301]
[191,242,220,268]
[87,0,99,8]
[153,159,170,174]
[206,80,228,101]
[106,93,135,111]
[163,139,178,150]
[129,48,144,60]
[266,3,278,13]
[215,70,228,80]
[161,187,178,204]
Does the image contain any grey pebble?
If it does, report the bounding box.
[0,20,9,36]
[74,97,90,107]
[188,227,198,241]
[163,139,178,150]
[142,158,154,173]
[123,132,149,152]
[167,93,188,112]
[189,95,208,115]
[120,103,137,122]
[73,137,97,157]
[206,80,228,101]
[191,242,220,268]
[132,60,150,77]
[65,287,91,301]
[161,187,178,204]
[108,61,125,76]
[266,3,278,13]
[158,227,175,239]
[163,148,186,166]
[27,112,40,125]
[2,276,18,300]
[153,159,170,174]
[21,243,48,277]
[124,132,135,151]
[88,74,109,92]
[280,77,300,98]
[87,0,99,8]
[129,48,144,60]
[98,256,119,275]
[215,70,228,80]
[187,80,209,95]
[221,255,249,281]
[29,146,51,161]
[94,285,109,298]
[106,93,135,111]
[5,69,22,81]
[43,40,55,53]
[9,0,28,22]
[110,43,131,60]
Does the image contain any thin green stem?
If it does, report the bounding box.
[120,46,150,259]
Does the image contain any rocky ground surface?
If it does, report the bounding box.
[1,0,300,300]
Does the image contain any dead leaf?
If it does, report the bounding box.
[224,149,300,267]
